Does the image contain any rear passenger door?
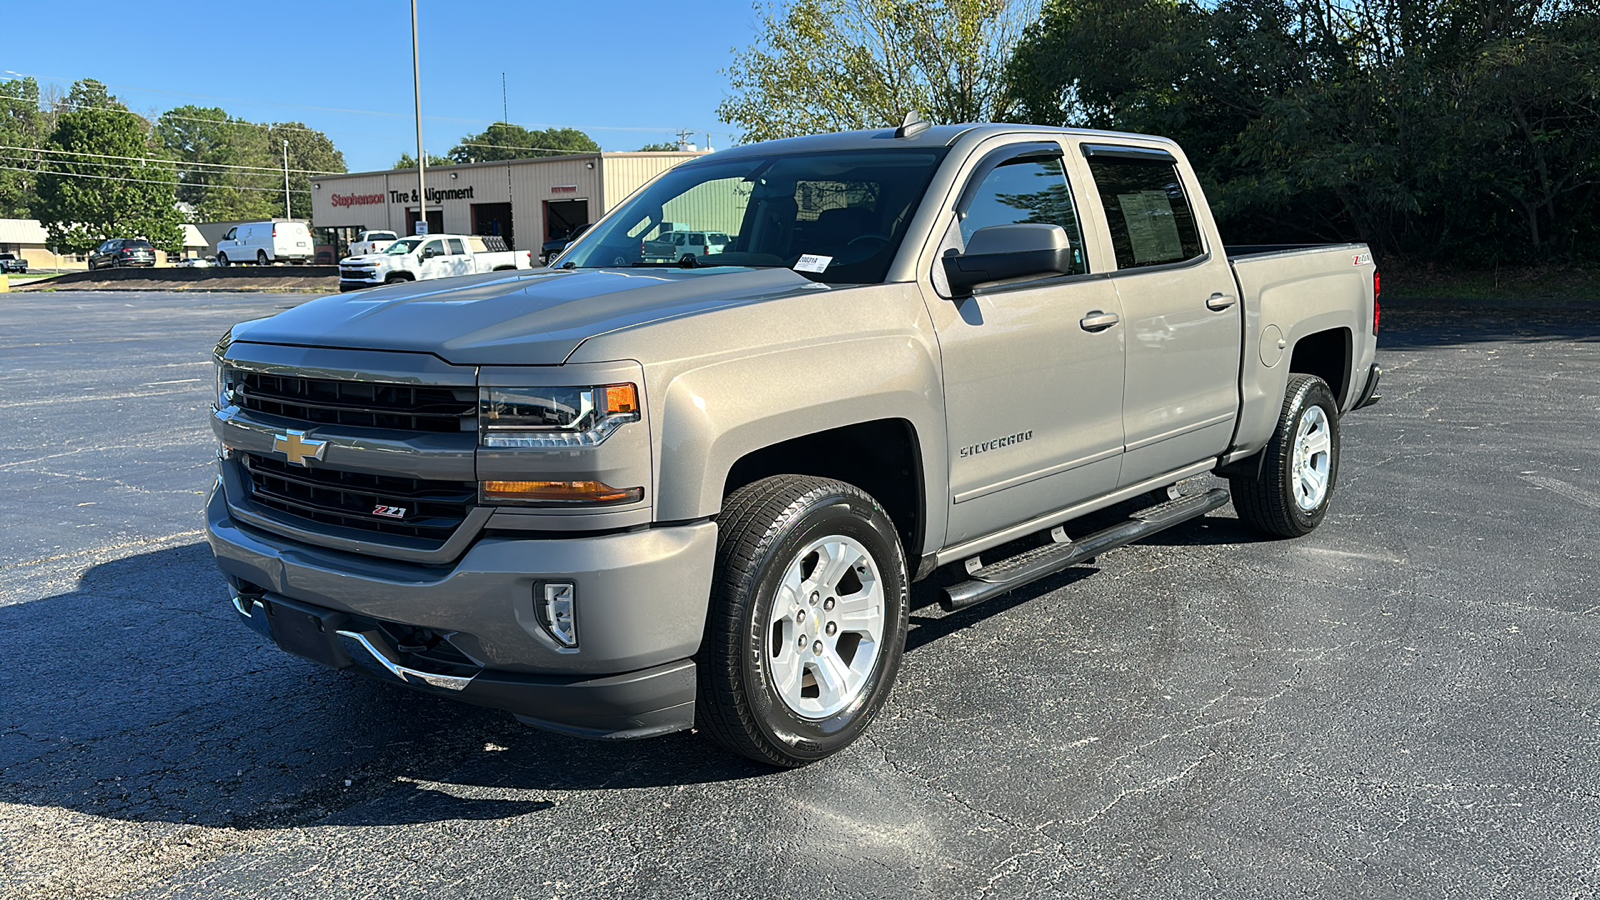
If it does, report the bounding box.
[445,238,472,276]
[1080,144,1241,487]
[923,138,1127,547]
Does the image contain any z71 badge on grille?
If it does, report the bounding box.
[372,505,408,519]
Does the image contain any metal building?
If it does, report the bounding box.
[308,152,706,258]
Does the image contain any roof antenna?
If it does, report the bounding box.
[895,111,930,139]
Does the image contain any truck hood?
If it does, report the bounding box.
[231,267,837,366]
[340,254,394,265]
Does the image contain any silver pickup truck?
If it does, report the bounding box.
[207,123,1380,766]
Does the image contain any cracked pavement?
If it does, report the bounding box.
[1,291,1596,898]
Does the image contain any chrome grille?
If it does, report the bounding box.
[233,371,474,433]
[240,452,474,543]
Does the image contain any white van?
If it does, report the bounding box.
[216,221,314,266]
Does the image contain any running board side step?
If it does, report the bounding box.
[940,488,1231,612]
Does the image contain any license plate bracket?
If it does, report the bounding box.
[265,598,353,670]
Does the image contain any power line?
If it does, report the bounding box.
[0,143,343,176]
[0,163,311,194]
[2,70,696,134]
[0,80,740,150]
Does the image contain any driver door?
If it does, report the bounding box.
[417,239,449,279]
[924,140,1126,546]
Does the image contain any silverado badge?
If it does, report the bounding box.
[272,429,328,467]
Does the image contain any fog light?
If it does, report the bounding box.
[539,582,578,648]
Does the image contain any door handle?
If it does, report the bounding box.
[1080,310,1120,332]
[1206,292,1237,311]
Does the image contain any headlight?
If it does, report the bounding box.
[479,383,640,448]
[213,331,235,411]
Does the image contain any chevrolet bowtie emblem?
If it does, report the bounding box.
[272,429,328,467]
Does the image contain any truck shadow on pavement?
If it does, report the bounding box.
[0,543,775,832]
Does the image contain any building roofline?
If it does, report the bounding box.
[317,150,710,182]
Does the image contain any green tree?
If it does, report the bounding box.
[0,76,50,217]
[637,141,680,151]
[1006,0,1600,262]
[448,123,599,162]
[394,151,452,169]
[155,105,275,222]
[720,0,1040,142]
[35,80,183,255]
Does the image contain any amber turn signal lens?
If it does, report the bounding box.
[605,383,639,416]
[481,480,644,505]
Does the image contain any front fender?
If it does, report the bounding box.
[653,334,946,541]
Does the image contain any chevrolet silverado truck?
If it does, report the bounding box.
[338,233,531,291]
[207,121,1381,766]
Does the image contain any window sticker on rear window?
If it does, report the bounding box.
[1117,191,1184,264]
[794,254,832,273]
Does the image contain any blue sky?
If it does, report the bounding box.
[7,0,762,172]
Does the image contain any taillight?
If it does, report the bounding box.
[272,224,279,237]
[1373,270,1381,335]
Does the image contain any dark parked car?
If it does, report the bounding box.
[88,239,157,270]
[0,252,27,273]
[540,224,589,266]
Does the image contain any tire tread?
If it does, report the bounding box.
[697,475,904,767]
[1229,374,1336,537]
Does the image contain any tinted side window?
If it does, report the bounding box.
[1085,156,1203,269]
[961,156,1088,275]
[447,238,465,255]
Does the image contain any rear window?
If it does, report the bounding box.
[1084,155,1203,269]
[125,240,154,249]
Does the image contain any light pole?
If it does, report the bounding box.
[411,0,427,235]
[282,139,291,219]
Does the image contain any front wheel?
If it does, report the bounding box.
[697,475,909,767]
[1229,373,1341,537]
[217,253,229,267]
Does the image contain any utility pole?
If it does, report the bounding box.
[411,0,427,234]
[676,128,694,151]
[282,140,291,219]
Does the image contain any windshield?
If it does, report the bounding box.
[384,238,424,255]
[558,148,949,284]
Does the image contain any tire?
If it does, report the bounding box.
[1229,374,1340,537]
[256,250,269,266]
[697,475,909,767]
[217,253,229,267]
[384,274,411,285]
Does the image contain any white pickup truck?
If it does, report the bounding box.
[347,230,398,257]
[339,234,533,291]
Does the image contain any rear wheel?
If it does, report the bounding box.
[256,250,269,266]
[697,475,909,767]
[1230,374,1340,537]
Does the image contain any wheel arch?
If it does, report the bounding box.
[1288,326,1353,406]
[651,341,947,564]
[721,419,926,569]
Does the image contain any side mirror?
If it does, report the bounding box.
[942,223,1074,297]
[422,247,439,259]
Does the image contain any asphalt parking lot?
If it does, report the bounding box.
[2,290,1596,899]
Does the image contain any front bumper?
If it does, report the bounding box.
[205,481,716,738]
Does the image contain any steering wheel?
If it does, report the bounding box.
[846,233,891,250]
